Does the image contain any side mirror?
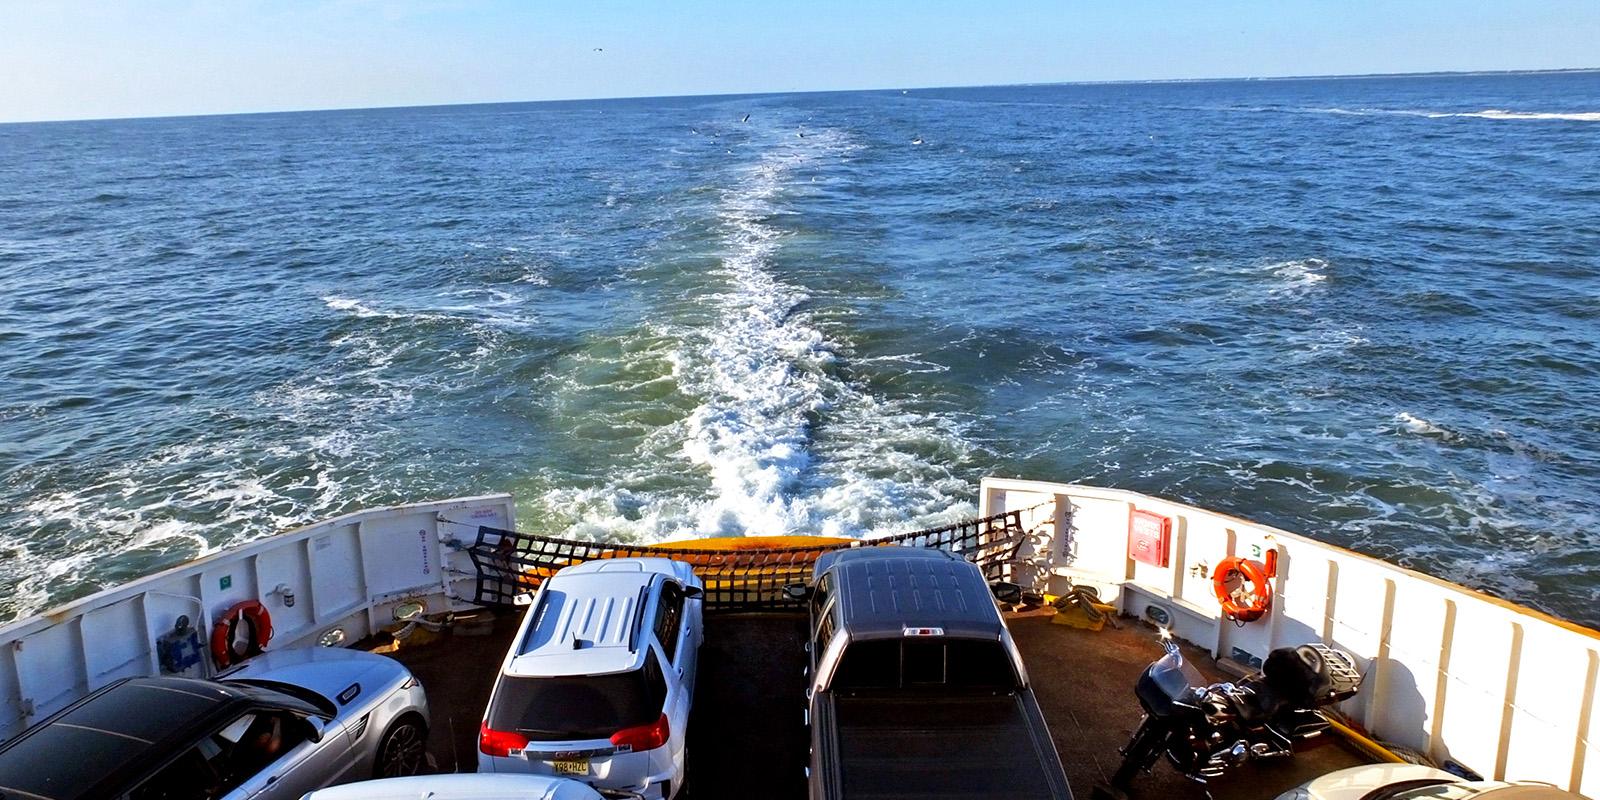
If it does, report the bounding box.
[989,581,1024,605]
[303,716,327,744]
[683,585,704,600]
[1159,628,1180,656]
[782,583,813,602]
[513,592,535,607]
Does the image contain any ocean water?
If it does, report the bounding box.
[2,72,1598,625]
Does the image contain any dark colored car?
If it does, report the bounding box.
[0,648,428,800]
[802,547,1074,800]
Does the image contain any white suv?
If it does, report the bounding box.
[478,558,703,800]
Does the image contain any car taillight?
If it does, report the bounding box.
[479,721,530,757]
[610,713,670,751]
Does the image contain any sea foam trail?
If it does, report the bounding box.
[538,128,975,541]
[676,129,970,536]
[678,152,827,535]
[1446,109,1600,121]
[1296,107,1600,122]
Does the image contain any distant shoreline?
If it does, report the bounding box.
[4,66,1596,127]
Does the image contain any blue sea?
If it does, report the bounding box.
[2,72,1598,625]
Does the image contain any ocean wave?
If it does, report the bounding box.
[1391,412,1568,463]
[0,442,330,620]
[1432,109,1600,122]
[1267,258,1330,295]
[0,276,507,621]
[515,269,550,286]
[1395,411,1452,438]
[1294,106,1600,122]
[322,292,535,330]
[322,295,382,317]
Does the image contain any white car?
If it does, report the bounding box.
[1275,763,1584,800]
[299,773,612,799]
[478,558,704,800]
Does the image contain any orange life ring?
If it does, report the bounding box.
[211,600,274,669]
[1213,557,1272,622]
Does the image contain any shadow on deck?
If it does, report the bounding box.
[383,609,1369,799]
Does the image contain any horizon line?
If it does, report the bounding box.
[4,65,1597,127]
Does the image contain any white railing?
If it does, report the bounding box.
[980,478,1600,796]
[10,478,1595,793]
[0,494,515,742]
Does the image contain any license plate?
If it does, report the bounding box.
[551,758,589,775]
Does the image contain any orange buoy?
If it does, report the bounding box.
[1212,556,1272,623]
[211,600,273,669]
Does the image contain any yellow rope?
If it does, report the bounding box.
[1326,716,1409,764]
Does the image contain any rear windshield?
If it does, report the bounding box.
[489,659,666,741]
[832,638,1019,692]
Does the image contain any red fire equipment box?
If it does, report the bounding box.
[1128,509,1172,567]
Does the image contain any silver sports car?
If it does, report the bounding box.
[0,646,429,800]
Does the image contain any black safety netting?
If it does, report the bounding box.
[467,510,1026,612]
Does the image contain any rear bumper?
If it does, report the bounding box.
[478,747,678,798]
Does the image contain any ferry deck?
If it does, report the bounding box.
[390,605,1370,799]
[11,479,1595,798]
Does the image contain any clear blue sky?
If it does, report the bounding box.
[2,0,1597,123]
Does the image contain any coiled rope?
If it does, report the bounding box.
[1052,584,1120,629]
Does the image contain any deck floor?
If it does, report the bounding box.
[383,609,1369,799]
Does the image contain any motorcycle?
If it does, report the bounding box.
[1102,633,1363,794]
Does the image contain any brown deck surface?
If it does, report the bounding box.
[1008,612,1370,799]
[380,609,1369,799]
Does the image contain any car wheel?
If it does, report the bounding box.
[375,716,428,778]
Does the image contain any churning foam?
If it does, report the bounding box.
[1448,109,1600,122]
[2,281,523,621]
[1267,258,1329,295]
[1395,411,1450,437]
[323,292,534,331]
[1293,106,1600,122]
[675,147,832,535]
[323,295,381,317]
[676,129,973,536]
[2,442,313,622]
[538,127,975,541]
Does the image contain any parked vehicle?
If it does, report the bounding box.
[1103,633,1363,794]
[800,546,1073,800]
[299,773,627,800]
[1274,763,1586,800]
[478,558,704,800]
[0,647,428,800]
